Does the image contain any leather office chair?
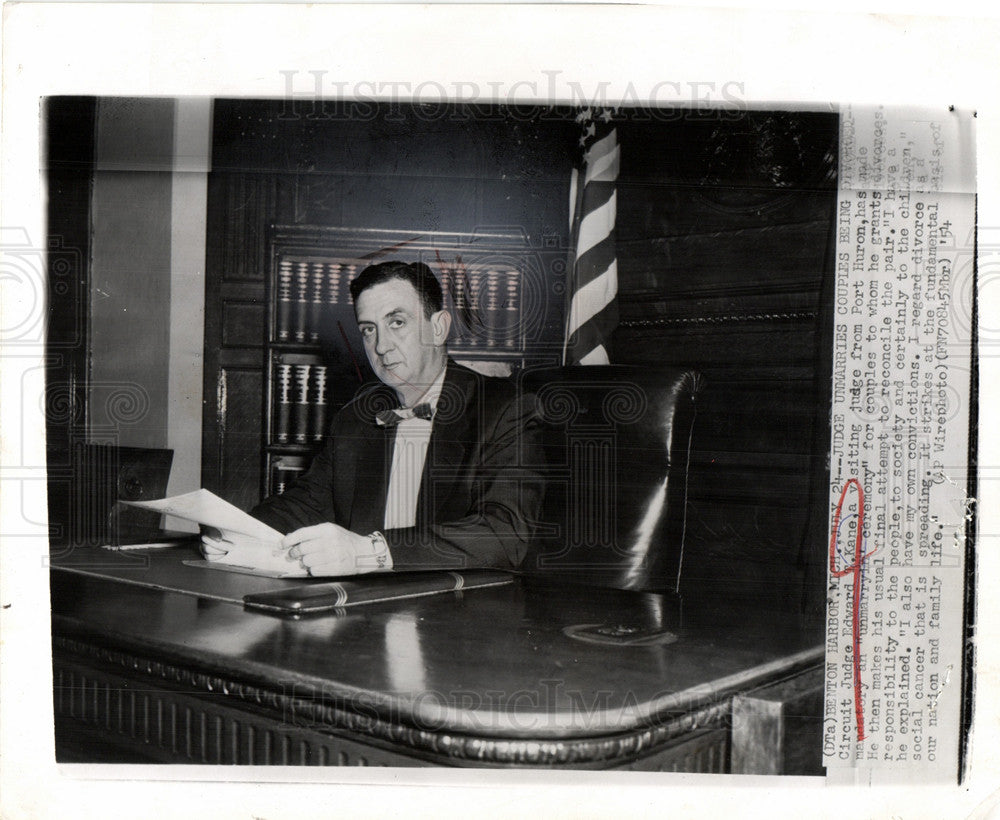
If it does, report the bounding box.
[522,366,702,594]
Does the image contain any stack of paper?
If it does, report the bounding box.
[122,489,307,576]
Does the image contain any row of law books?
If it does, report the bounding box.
[274,257,525,349]
[441,265,524,349]
[274,259,360,344]
[271,359,329,446]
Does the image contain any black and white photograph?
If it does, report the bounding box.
[2,4,997,818]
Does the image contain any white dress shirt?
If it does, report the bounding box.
[383,366,447,529]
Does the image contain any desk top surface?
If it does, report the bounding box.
[51,546,822,742]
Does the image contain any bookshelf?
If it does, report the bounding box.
[263,225,557,498]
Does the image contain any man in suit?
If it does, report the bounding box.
[204,260,544,576]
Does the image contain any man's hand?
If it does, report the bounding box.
[200,526,230,561]
[283,523,388,577]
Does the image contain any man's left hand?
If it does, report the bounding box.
[282,523,384,577]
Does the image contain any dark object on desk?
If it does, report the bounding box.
[523,365,701,594]
[68,444,181,547]
[52,544,314,604]
[181,558,304,580]
[243,568,514,615]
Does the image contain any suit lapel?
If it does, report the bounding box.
[348,385,396,534]
[417,362,475,526]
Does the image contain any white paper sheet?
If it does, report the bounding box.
[120,489,306,575]
[121,489,281,540]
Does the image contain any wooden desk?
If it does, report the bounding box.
[50,547,822,770]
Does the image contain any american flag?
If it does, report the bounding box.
[563,107,619,365]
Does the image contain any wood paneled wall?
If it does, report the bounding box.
[613,112,838,616]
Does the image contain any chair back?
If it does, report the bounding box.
[522,366,702,593]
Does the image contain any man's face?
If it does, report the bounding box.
[355,278,449,401]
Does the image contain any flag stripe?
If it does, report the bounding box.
[573,234,617,294]
[585,142,620,186]
[566,299,619,362]
[568,166,580,230]
[578,179,616,228]
[576,189,616,259]
[586,129,618,168]
[578,345,610,366]
[567,261,618,333]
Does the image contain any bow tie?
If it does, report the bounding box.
[375,403,434,427]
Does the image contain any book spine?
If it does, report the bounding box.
[294,262,309,343]
[467,269,482,347]
[485,269,500,348]
[309,263,324,342]
[505,269,519,348]
[271,462,305,495]
[276,260,293,342]
[452,270,466,346]
[440,265,451,314]
[327,262,342,310]
[275,363,293,444]
[312,365,328,442]
[293,364,311,444]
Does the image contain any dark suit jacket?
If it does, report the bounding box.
[251,361,545,570]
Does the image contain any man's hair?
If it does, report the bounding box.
[350,260,444,319]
